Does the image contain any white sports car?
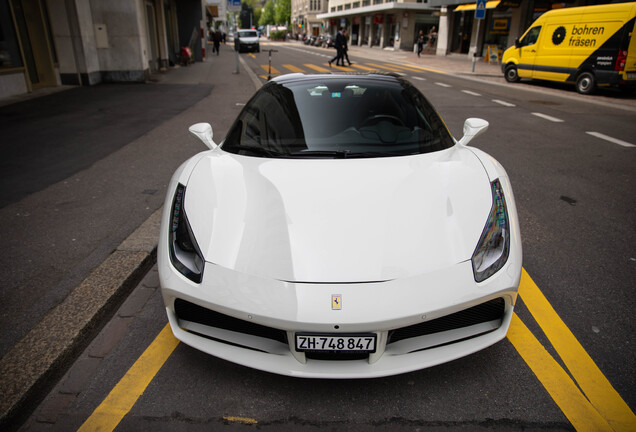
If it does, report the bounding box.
[158,73,522,378]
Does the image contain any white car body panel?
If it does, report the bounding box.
[184,146,491,283]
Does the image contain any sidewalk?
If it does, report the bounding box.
[0,43,256,430]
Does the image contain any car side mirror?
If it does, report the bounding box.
[514,38,521,49]
[189,122,217,150]
[458,118,488,146]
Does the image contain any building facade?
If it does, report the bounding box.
[313,0,604,58]
[292,0,329,36]
[0,0,207,100]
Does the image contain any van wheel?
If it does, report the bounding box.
[576,72,596,95]
[504,65,520,83]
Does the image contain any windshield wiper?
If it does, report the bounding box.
[289,150,352,159]
[222,144,287,158]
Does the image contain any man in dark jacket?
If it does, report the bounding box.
[328,28,346,67]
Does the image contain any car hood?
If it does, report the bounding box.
[184,146,492,283]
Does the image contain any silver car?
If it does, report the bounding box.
[234,29,260,53]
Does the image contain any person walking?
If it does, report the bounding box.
[427,26,437,50]
[329,28,346,67]
[417,29,425,57]
[342,29,352,66]
[213,30,221,56]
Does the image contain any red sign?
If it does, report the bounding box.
[373,14,384,24]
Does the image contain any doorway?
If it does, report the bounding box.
[10,0,57,89]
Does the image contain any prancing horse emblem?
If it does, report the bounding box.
[332,294,342,310]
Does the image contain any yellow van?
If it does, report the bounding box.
[501,2,636,94]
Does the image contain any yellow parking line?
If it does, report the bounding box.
[223,416,258,424]
[508,314,613,431]
[519,269,636,432]
[261,64,280,74]
[248,53,256,59]
[283,64,305,73]
[77,324,179,432]
[304,63,330,72]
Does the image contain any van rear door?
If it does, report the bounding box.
[622,15,636,83]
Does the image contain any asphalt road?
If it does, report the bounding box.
[15,41,636,431]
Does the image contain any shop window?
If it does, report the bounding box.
[0,0,23,69]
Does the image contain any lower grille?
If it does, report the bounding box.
[388,297,505,345]
[305,352,369,361]
[174,299,288,345]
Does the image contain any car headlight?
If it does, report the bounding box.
[471,179,510,282]
[169,184,204,283]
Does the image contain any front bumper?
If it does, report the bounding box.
[159,256,520,378]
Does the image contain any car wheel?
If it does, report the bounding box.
[504,64,520,83]
[257,47,260,53]
[576,72,596,95]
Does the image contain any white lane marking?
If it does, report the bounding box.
[492,99,516,107]
[586,131,636,148]
[435,82,452,88]
[411,76,426,81]
[462,90,482,96]
[532,112,564,123]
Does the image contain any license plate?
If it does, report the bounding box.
[295,333,376,353]
[627,72,636,79]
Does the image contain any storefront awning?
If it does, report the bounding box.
[454,1,500,11]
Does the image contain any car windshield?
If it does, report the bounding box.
[221,76,455,159]
[238,31,257,38]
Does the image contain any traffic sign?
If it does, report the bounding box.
[475,0,486,19]
[227,0,241,12]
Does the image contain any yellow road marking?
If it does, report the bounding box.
[77,324,179,432]
[363,62,405,72]
[519,269,636,432]
[304,63,330,72]
[349,64,377,71]
[507,314,612,432]
[384,63,431,73]
[261,64,280,74]
[223,416,258,424]
[283,64,305,73]
[248,53,256,59]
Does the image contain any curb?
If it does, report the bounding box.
[0,209,161,430]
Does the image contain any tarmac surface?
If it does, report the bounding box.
[0,39,633,430]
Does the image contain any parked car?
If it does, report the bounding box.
[234,29,260,53]
[158,73,522,379]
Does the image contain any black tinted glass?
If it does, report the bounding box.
[222,76,455,158]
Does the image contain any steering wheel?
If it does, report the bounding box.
[359,114,405,128]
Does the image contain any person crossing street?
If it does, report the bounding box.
[328,28,346,67]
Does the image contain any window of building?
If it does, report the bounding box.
[353,1,360,7]
[345,3,351,9]
[0,0,23,70]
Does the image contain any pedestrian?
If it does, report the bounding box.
[213,30,221,55]
[328,28,346,67]
[342,29,352,66]
[417,29,425,57]
[427,26,437,50]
